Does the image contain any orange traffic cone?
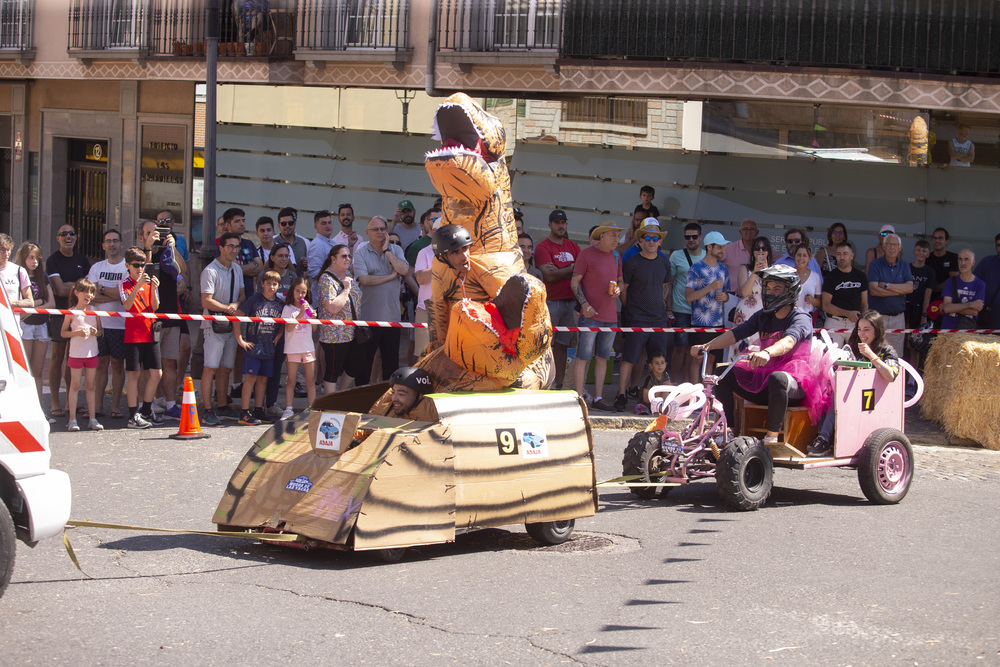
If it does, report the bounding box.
[170,376,210,440]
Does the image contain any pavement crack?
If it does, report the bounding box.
[252,584,590,664]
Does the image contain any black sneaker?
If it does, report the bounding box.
[228,382,243,399]
[255,407,276,424]
[613,393,627,412]
[146,411,165,425]
[294,382,308,398]
[807,435,833,458]
[625,386,640,400]
[591,397,614,412]
[238,410,261,426]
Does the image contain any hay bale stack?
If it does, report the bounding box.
[920,333,1000,450]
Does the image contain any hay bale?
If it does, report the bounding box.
[920,333,1000,450]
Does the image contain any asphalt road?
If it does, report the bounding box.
[2,420,998,665]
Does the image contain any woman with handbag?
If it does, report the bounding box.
[317,245,366,395]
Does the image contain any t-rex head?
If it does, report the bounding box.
[427,92,506,162]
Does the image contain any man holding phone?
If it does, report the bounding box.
[138,220,187,420]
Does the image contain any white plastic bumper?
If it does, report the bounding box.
[16,469,72,543]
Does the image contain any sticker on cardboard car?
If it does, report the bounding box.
[316,412,346,451]
[285,475,313,493]
[519,425,548,459]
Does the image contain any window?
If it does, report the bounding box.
[563,97,648,129]
[491,0,560,49]
[0,0,31,50]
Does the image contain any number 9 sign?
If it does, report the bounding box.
[495,428,518,455]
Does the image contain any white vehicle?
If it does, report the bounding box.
[0,286,72,598]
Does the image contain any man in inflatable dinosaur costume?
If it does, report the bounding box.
[373,93,553,413]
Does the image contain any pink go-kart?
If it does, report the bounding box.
[621,349,922,510]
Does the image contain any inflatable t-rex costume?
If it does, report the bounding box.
[373,93,552,411]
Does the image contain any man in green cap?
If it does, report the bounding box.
[391,200,420,250]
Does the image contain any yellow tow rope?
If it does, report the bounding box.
[63,519,304,578]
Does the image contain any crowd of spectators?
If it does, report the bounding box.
[3,188,998,430]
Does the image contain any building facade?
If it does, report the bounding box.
[1,1,997,261]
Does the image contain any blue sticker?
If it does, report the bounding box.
[285,475,313,493]
[663,440,684,455]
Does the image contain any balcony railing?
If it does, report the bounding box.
[68,0,150,53]
[297,0,409,52]
[0,0,34,57]
[561,0,1000,77]
[438,0,561,52]
[68,1,291,59]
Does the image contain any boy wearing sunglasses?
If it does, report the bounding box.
[120,246,162,429]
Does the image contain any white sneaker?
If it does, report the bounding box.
[152,396,167,412]
[280,406,295,420]
[128,413,152,429]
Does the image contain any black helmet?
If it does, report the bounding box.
[431,224,472,263]
[388,366,433,395]
[755,264,801,313]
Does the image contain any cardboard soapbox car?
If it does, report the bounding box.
[213,384,598,560]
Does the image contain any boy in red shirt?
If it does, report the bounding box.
[120,246,162,429]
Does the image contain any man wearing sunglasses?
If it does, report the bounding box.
[774,228,821,275]
[46,224,92,419]
[616,220,671,411]
[276,206,308,275]
[668,223,706,383]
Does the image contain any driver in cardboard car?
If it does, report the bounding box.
[383,366,433,419]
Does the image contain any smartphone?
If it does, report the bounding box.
[143,262,157,276]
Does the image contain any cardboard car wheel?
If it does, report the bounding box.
[717,436,774,511]
[525,519,575,545]
[622,431,669,500]
[371,547,406,563]
[858,428,913,505]
[0,500,15,599]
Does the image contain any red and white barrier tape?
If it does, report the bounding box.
[12,308,999,335]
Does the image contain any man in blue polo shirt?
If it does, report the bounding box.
[867,233,913,355]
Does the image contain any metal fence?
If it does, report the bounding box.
[68,0,150,51]
[297,0,409,51]
[561,0,1000,76]
[68,1,273,56]
[438,0,561,51]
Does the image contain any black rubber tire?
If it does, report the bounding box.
[621,431,670,499]
[371,547,406,563]
[525,519,575,545]
[716,436,774,511]
[858,428,913,504]
[0,501,15,599]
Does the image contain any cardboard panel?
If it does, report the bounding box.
[213,420,399,544]
[431,390,597,528]
[354,430,456,550]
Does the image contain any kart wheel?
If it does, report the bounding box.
[0,501,15,599]
[525,519,575,545]
[622,431,670,500]
[716,436,774,511]
[858,428,913,504]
